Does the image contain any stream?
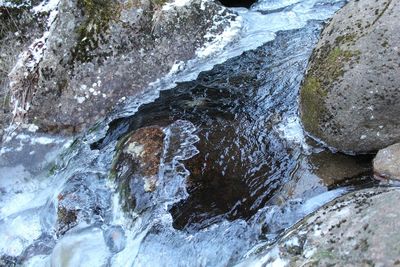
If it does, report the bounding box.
[0,0,376,266]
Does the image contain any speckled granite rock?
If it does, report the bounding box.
[300,0,400,153]
[373,143,400,181]
[5,0,238,134]
[240,188,400,266]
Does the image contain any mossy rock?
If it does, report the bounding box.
[300,0,400,153]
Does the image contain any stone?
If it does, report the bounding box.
[0,1,48,139]
[300,0,400,153]
[373,143,400,181]
[5,0,238,134]
[241,188,400,266]
[56,173,110,236]
[308,151,372,187]
[103,225,126,253]
[111,126,165,213]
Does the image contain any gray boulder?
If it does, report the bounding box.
[373,142,400,181]
[241,188,400,266]
[4,0,238,134]
[300,0,400,153]
[0,1,48,139]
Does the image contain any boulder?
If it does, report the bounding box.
[373,142,400,181]
[300,0,400,153]
[0,1,48,139]
[111,126,165,213]
[6,0,238,133]
[241,188,400,266]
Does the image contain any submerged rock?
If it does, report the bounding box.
[242,188,400,266]
[103,225,126,253]
[300,0,400,153]
[56,173,110,236]
[4,0,238,134]
[308,151,372,187]
[111,126,165,213]
[373,143,400,181]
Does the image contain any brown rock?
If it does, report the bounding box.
[112,126,165,212]
[309,151,372,187]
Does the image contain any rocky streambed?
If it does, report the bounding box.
[1,0,400,266]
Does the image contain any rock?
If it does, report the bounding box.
[300,0,400,153]
[241,188,400,266]
[56,173,110,236]
[373,143,400,181]
[6,0,238,133]
[103,225,126,253]
[111,126,165,213]
[0,1,48,139]
[308,151,372,187]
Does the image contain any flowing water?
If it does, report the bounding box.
[0,0,376,266]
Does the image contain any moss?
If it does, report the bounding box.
[71,0,121,62]
[301,42,360,135]
[335,33,357,46]
[70,0,171,62]
[48,163,59,176]
[310,249,335,264]
[301,76,325,134]
[152,0,168,6]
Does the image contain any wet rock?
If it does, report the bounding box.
[300,0,400,153]
[308,151,372,187]
[0,254,17,267]
[6,0,238,133]
[56,173,110,235]
[242,188,400,266]
[0,1,48,139]
[111,126,165,213]
[373,143,400,181]
[103,225,126,253]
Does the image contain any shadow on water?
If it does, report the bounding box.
[92,21,374,231]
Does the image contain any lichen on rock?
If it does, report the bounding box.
[4,0,239,135]
[241,188,400,266]
[300,0,400,153]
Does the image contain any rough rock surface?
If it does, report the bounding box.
[300,0,400,153]
[242,188,400,266]
[0,1,48,139]
[4,0,238,134]
[111,126,165,213]
[373,143,400,181]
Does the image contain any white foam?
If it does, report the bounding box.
[162,0,192,11]
[0,214,42,257]
[274,116,309,150]
[195,14,243,58]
